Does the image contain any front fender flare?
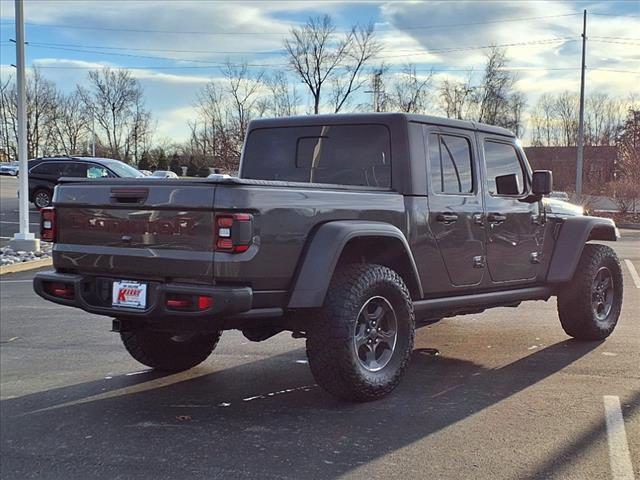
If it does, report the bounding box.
[547,216,619,284]
[287,221,422,308]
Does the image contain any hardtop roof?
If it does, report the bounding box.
[248,112,515,137]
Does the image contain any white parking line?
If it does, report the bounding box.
[624,259,640,289]
[0,221,40,226]
[603,395,635,480]
[25,369,214,414]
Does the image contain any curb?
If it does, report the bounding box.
[0,257,52,275]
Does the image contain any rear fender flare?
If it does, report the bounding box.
[547,216,619,284]
[287,221,423,308]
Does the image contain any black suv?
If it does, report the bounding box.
[27,156,143,208]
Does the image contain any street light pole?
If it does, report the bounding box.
[9,0,39,252]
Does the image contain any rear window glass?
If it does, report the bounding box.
[30,162,61,175]
[241,124,391,188]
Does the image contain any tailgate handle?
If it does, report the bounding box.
[110,188,148,203]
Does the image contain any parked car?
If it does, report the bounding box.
[549,191,570,201]
[206,173,232,180]
[150,170,179,179]
[0,162,19,176]
[33,113,623,402]
[28,156,144,208]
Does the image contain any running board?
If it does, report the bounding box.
[413,286,553,313]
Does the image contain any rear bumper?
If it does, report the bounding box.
[33,271,253,322]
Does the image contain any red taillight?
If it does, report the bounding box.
[215,213,253,253]
[41,207,56,242]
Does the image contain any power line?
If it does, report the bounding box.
[26,41,287,55]
[590,36,640,41]
[25,63,638,75]
[589,13,640,18]
[20,37,578,67]
[590,39,640,46]
[0,13,582,36]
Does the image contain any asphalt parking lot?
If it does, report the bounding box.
[0,175,41,248]
[0,231,637,480]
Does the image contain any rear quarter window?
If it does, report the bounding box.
[241,124,391,188]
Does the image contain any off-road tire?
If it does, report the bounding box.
[306,264,415,402]
[120,330,221,372]
[557,244,623,340]
[33,189,52,209]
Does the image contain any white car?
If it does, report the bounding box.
[150,170,179,179]
[0,162,19,176]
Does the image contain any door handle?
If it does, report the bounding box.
[487,212,507,224]
[436,213,459,224]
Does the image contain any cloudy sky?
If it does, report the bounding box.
[1,0,638,142]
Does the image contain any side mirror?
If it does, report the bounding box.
[532,170,552,196]
[495,173,520,195]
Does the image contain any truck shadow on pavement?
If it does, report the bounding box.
[1,339,605,479]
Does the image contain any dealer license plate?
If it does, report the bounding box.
[112,280,147,309]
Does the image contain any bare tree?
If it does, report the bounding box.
[387,64,432,113]
[78,68,150,161]
[223,61,264,143]
[476,47,523,132]
[285,15,378,114]
[0,76,15,160]
[439,73,476,120]
[51,91,90,155]
[554,91,578,146]
[264,72,300,117]
[530,93,557,146]
[0,68,58,158]
[330,23,381,113]
[190,79,241,173]
[508,91,526,138]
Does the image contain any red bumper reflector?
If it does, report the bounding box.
[166,298,191,309]
[47,282,74,299]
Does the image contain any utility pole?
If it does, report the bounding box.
[576,9,587,197]
[9,0,39,252]
[365,70,382,112]
[91,112,96,157]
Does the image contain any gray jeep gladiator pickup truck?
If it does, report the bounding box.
[33,113,623,401]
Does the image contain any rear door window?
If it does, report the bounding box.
[428,133,474,194]
[31,162,62,176]
[242,124,391,188]
[61,163,88,177]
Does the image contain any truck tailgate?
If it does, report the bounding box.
[53,181,215,283]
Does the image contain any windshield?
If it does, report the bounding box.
[101,160,144,178]
[151,171,168,177]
